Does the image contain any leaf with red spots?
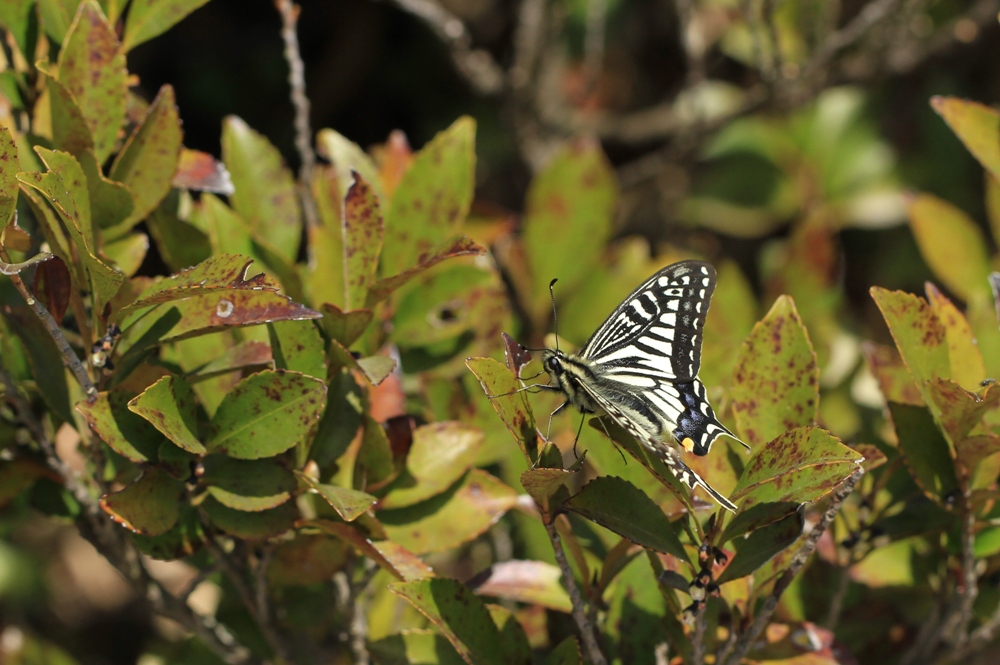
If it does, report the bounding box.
[389,578,515,665]
[378,422,483,509]
[319,303,373,348]
[342,172,384,310]
[122,0,212,51]
[76,390,165,463]
[375,129,414,198]
[467,560,573,612]
[100,467,183,536]
[316,129,383,204]
[38,64,93,157]
[365,235,485,307]
[202,495,298,539]
[206,369,327,460]
[128,375,205,454]
[731,296,819,447]
[925,379,1000,445]
[925,282,985,389]
[201,455,297,512]
[268,319,326,379]
[717,510,803,584]
[300,475,376,521]
[564,476,688,561]
[909,194,991,303]
[58,2,126,163]
[889,403,960,505]
[871,286,950,398]
[378,469,518,555]
[730,427,862,510]
[861,341,923,407]
[522,138,617,326]
[521,467,576,521]
[32,255,71,325]
[305,519,433,582]
[382,117,475,274]
[465,357,539,463]
[931,96,1000,182]
[109,85,183,235]
[0,124,18,234]
[222,116,301,263]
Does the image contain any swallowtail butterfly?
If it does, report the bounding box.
[541,260,747,511]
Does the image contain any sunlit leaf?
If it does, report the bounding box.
[465,357,538,463]
[343,171,385,310]
[128,375,205,454]
[122,0,212,51]
[908,194,991,302]
[931,96,1000,181]
[0,125,19,234]
[76,390,164,463]
[379,422,483,509]
[466,560,572,612]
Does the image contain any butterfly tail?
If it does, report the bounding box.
[651,441,737,512]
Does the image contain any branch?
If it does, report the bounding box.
[387,0,504,95]
[581,0,608,96]
[802,0,905,79]
[547,516,607,665]
[0,247,97,400]
[719,469,863,665]
[274,0,319,231]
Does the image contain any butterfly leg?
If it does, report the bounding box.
[546,400,569,441]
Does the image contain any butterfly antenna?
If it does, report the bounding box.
[549,278,560,351]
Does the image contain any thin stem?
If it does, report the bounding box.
[546,516,607,665]
[691,600,707,665]
[719,469,862,665]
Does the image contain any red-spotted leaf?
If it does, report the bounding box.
[38,64,93,157]
[931,96,1000,181]
[925,379,1000,444]
[206,370,326,459]
[122,0,212,51]
[222,116,301,263]
[520,467,576,520]
[717,510,804,584]
[343,171,384,310]
[0,125,19,233]
[467,560,572,612]
[926,283,985,389]
[201,456,297,511]
[365,235,485,307]
[871,287,950,395]
[35,147,93,242]
[731,295,818,447]
[300,475,377,521]
[466,357,538,463]
[58,2,126,163]
[564,476,688,561]
[100,467,183,536]
[76,390,164,463]
[368,631,466,665]
[889,402,961,504]
[108,85,182,235]
[730,427,862,509]
[202,496,298,539]
[389,578,508,665]
[268,319,326,379]
[76,149,133,231]
[306,519,433,581]
[318,303,373,348]
[861,341,923,406]
[128,375,205,454]
[383,117,475,272]
[908,194,991,302]
[378,422,483,509]
[378,469,518,554]
[315,129,383,203]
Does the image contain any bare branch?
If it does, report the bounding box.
[547,517,607,665]
[803,0,904,79]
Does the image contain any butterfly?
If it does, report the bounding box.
[539,260,747,511]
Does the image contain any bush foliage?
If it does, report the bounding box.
[2,2,1000,665]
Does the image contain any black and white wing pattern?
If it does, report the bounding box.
[540,260,746,511]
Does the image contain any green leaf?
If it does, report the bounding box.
[76,390,164,463]
[925,282,986,390]
[908,194,991,302]
[564,476,688,561]
[467,560,572,612]
[222,116,301,263]
[389,578,508,665]
[268,319,326,379]
[315,129,383,203]
[108,85,183,235]
[301,476,376,521]
[268,535,348,586]
[356,414,397,488]
[99,467,183,536]
[931,96,1000,181]
[306,519,433,581]
[103,232,148,278]
[730,427,862,509]
[731,295,818,447]
[318,303,373,348]
[520,467,576,520]
[720,500,802,544]
[0,124,17,234]
[38,0,77,43]
[484,604,532,665]
[367,630,466,665]
[383,117,475,272]
[379,470,518,554]
[523,138,617,324]
[122,0,212,51]
[207,370,327,459]
[365,235,485,307]
[889,402,960,505]
[128,375,205,454]
[58,1,126,163]
[0,0,35,59]
[379,422,484,509]
[543,637,582,665]
[305,214,344,307]
[201,456,297,511]
[870,287,950,396]
[0,458,52,508]
[188,192,257,259]
[343,172,385,310]
[131,504,203,560]
[0,305,74,425]
[202,495,297,539]
[465,357,538,463]
[717,510,803,584]
[146,191,211,272]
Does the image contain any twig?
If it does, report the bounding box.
[802,0,903,79]
[691,600,708,665]
[0,247,97,400]
[387,0,504,95]
[348,558,379,665]
[719,469,863,665]
[546,516,607,665]
[952,506,979,646]
[821,562,850,631]
[581,0,608,96]
[274,0,319,231]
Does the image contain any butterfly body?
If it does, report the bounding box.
[541,260,746,511]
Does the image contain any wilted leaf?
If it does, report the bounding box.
[931,96,1000,181]
[201,456,297,511]
[306,519,433,581]
[468,560,573,612]
[76,390,164,463]
[730,427,862,509]
[122,0,212,51]
[908,194,991,302]
[379,470,518,554]
[731,296,819,447]
[379,422,483,509]
[207,370,327,459]
[128,375,205,454]
[100,467,183,536]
